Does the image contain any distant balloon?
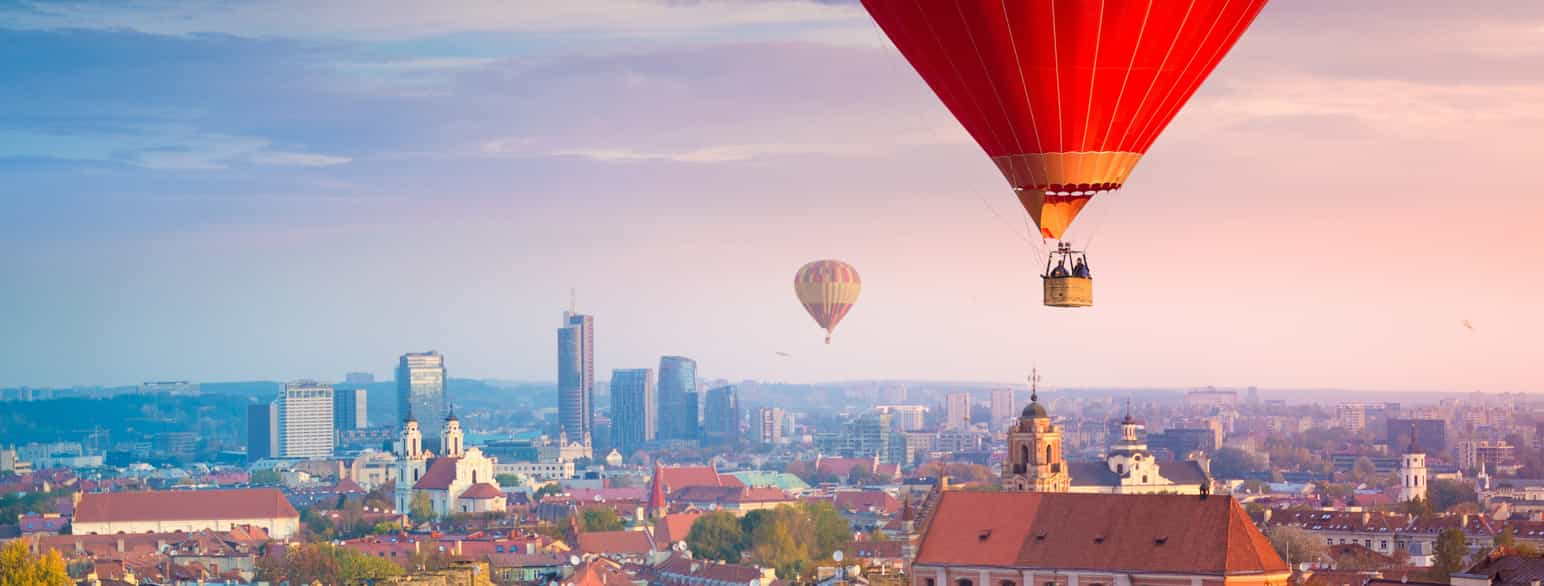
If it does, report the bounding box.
[1462,320,1475,332]
[775,351,792,358]
[794,260,862,344]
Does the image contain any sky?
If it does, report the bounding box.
[2,1,1542,392]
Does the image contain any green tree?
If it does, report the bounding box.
[533,483,563,500]
[0,540,71,586]
[1429,479,1479,512]
[1351,457,1377,484]
[803,501,852,561]
[250,469,282,485]
[496,473,520,486]
[750,513,810,579]
[409,491,434,523]
[1431,528,1467,580]
[1405,495,1435,518]
[687,511,746,562]
[255,542,403,585]
[1266,526,1327,568]
[581,507,624,532]
[1210,447,1266,479]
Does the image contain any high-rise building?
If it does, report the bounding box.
[945,392,971,430]
[610,369,656,456]
[657,356,698,440]
[246,402,278,463]
[397,351,447,452]
[345,372,376,385]
[756,407,785,445]
[990,389,1016,427]
[277,381,335,459]
[334,388,368,431]
[845,411,893,461]
[875,405,928,431]
[558,311,595,442]
[703,385,741,446]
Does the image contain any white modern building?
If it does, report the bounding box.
[278,381,335,458]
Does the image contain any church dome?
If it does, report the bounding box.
[1022,401,1048,418]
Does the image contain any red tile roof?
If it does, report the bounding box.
[414,457,460,490]
[653,512,703,549]
[915,492,1287,575]
[74,489,298,524]
[656,466,742,493]
[672,486,790,506]
[832,490,901,514]
[577,530,655,556]
[462,483,503,499]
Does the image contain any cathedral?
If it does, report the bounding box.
[1002,384,1211,495]
[395,413,506,518]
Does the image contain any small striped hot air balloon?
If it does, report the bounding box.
[794,260,861,344]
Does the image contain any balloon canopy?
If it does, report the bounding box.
[794,260,862,344]
[863,0,1268,239]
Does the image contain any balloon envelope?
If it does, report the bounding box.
[862,0,1268,239]
[794,260,862,343]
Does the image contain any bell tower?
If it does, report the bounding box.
[1002,369,1070,492]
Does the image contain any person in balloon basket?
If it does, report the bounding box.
[1072,256,1091,279]
[1049,259,1070,278]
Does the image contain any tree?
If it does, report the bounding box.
[803,501,851,561]
[1352,457,1377,484]
[533,483,563,501]
[750,512,810,579]
[0,540,71,586]
[496,474,520,486]
[581,507,624,532]
[409,491,434,523]
[1266,526,1327,568]
[257,543,403,585]
[1431,528,1468,580]
[1429,479,1479,513]
[1211,447,1266,479]
[250,469,282,486]
[687,511,745,562]
[1405,496,1435,518]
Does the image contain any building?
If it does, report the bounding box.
[944,392,971,430]
[756,407,785,445]
[611,368,657,456]
[877,405,929,431]
[1337,403,1368,433]
[140,380,200,396]
[844,411,894,462]
[1184,389,1240,409]
[72,489,300,539]
[1387,418,1447,454]
[911,492,1289,586]
[990,389,1016,427]
[703,385,741,446]
[344,372,375,385]
[658,356,698,441]
[398,351,448,452]
[1399,431,1429,503]
[1003,390,1209,495]
[394,414,506,517]
[246,402,278,463]
[558,310,595,441]
[277,381,334,458]
[1002,388,1070,492]
[334,387,368,431]
[1459,440,1515,471]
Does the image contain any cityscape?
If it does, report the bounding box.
[3,1,1543,586]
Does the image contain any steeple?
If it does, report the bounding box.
[648,460,667,518]
[441,410,464,458]
[1004,368,1069,492]
[1021,368,1049,419]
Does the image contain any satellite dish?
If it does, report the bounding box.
[570,555,581,566]
[593,494,602,502]
[833,550,844,562]
[1297,562,1310,572]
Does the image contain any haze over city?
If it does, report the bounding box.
[4,1,1542,391]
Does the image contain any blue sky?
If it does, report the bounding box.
[3,1,1543,392]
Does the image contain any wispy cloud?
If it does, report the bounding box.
[0,126,352,170]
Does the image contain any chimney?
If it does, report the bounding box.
[116,538,124,553]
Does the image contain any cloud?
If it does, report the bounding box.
[551,145,756,164]
[2,0,866,41]
[0,126,351,170]
[248,151,354,167]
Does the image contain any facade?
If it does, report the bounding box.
[756,407,785,445]
[911,492,1289,586]
[657,356,698,440]
[1002,391,1070,492]
[72,489,301,539]
[334,387,368,431]
[945,392,971,430]
[1337,404,1368,433]
[611,368,657,456]
[394,415,506,517]
[344,372,375,385]
[990,389,1016,428]
[845,411,894,462]
[277,381,335,458]
[246,402,278,463]
[703,385,741,446]
[397,351,448,452]
[1459,440,1515,471]
[558,311,595,441]
[877,405,929,431]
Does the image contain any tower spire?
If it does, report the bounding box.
[1029,368,1040,404]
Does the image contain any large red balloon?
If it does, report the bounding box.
[863,0,1267,239]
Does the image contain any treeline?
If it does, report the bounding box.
[685,502,850,579]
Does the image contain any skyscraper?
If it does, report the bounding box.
[991,389,1016,427]
[558,310,595,442]
[397,351,447,452]
[945,392,971,430]
[756,407,784,445]
[278,381,335,458]
[657,356,698,440]
[246,402,278,463]
[610,368,656,456]
[334,388,368,431]
[703,385,741,446]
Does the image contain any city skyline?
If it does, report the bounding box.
[2,1,1542,393]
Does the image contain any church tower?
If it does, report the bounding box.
[396,416,429,515]
[1398,423,1427,502]
[1002,369,1070,492]
[441,411,464,458]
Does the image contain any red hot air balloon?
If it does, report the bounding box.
[794,260,862,344]
[862,0,1267,306]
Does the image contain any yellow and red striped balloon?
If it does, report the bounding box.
[794,260,861,344]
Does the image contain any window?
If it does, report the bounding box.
[1116,464,1124,474]
[1045,445,1052,464]
[473,470,478,484]
[1021,445,1029,465]
[925,580,935,586]
[958,579,973,586]
[1001,581,1015,586]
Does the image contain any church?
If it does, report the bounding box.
[394,413,507,517]
[1002,385,1211,495]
